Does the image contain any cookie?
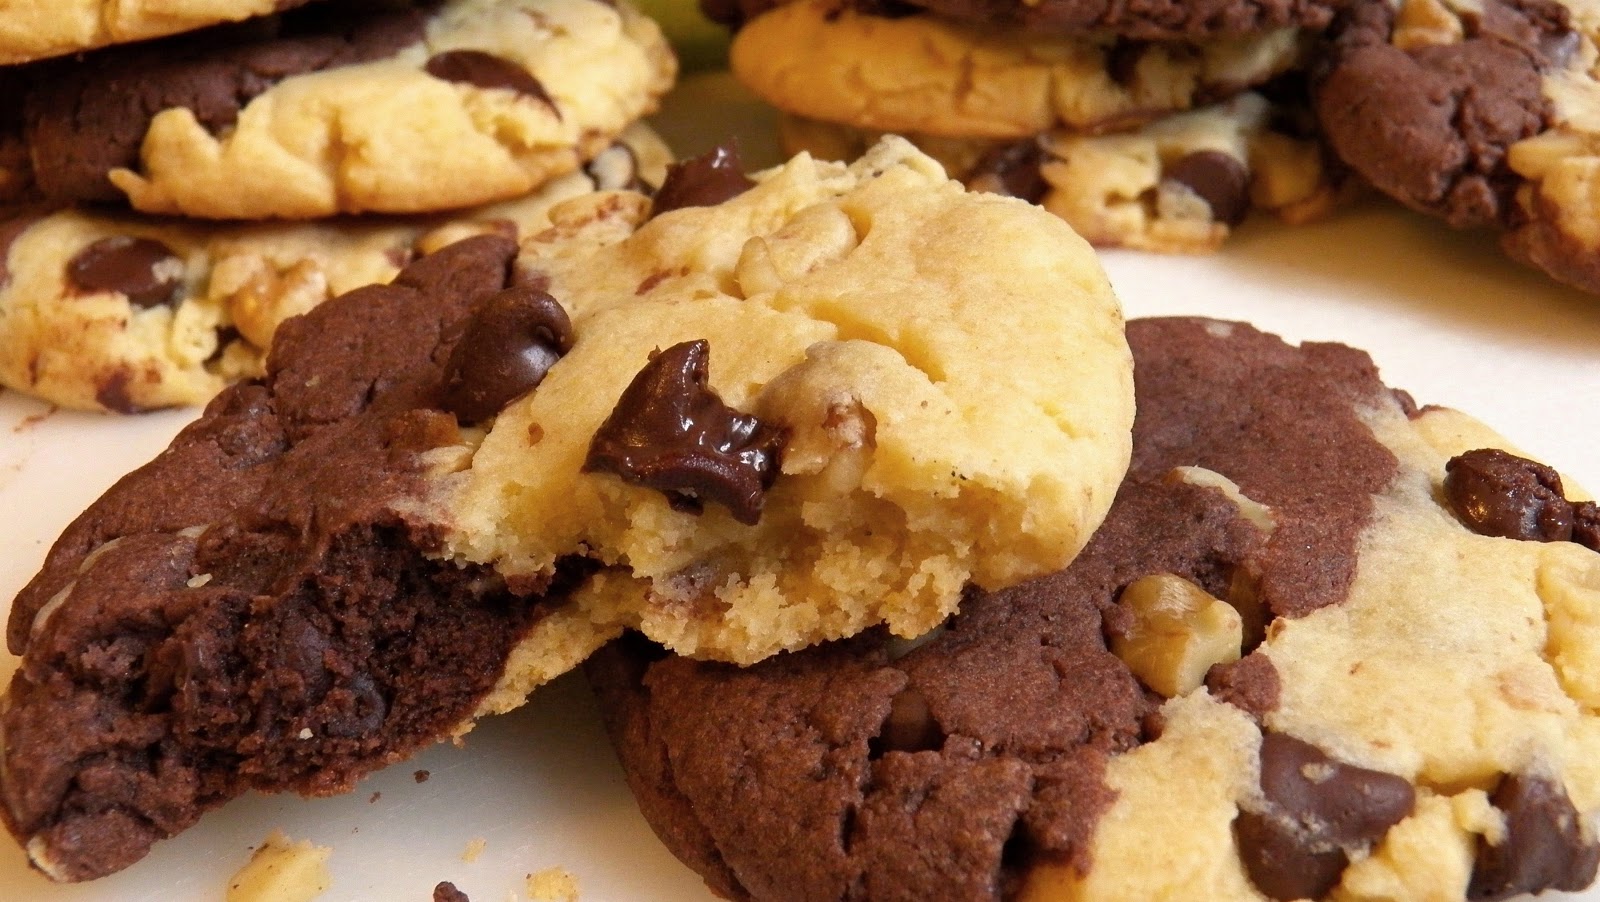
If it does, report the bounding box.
[1314,0,1600,294]
[0,125,670,413]
[0,0,316,65]
[704,0,1344,39]
[782,91,1337,253]
[729,0,1311,139]
[587,316,1600,902]
[16,0,676,219]
[0,138,1134,881]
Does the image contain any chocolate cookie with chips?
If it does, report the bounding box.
[588,316,1600,902]
[1314,0,1600,295]
[0,138,1136,881]
[12,0,675,219]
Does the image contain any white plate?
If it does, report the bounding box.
[3,72,1599,901]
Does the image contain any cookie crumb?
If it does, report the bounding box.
[462,838,487,863]
[525,867,579,902]
[433,881,471,902]
[225,830,331,902]
[414,769,431,783]
[370,791,381,803]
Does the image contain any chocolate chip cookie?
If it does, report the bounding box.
[1314,0,1600,295]
[0,0,315,65]
[588,316,1600,902]
[15,0,676,219]
[0,125,669,413]
[729,0,1310,139]
[0,138,1135,881]
[782,91,1337,253]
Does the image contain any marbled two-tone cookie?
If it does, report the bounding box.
[588,316,1600,902]
[0,138,1135,881]
[728,0,1311,139]
[782,91,1337,253]
[0,125,669,413]
[14,0,675,219]
[1314,0,1600,294]
[0,0,315,65]
[702,0,1346,39]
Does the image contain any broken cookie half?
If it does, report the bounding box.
[0,137,1135,881]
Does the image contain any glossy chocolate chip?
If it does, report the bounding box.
[425,50,558,115]
[966,140,1048,204]
[583,339,786,525]
[1445,449,1576,542]
[1237,733,1416,900]
[67,236,183,308]
[651,143,755,217]
[874,687,945,755]
[1166,150,1251,226]
[440,287,574,426]
[1469,773,1600,901]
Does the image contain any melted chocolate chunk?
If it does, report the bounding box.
[1445,449,1578,543]
[584,340,785,525]
[651,144,756,217]
[1238,733,1416,900]
[1166,150,1251,226]
[1469,773,1600,900]
[67,236,183,308]
[440,286,573,426]
[965,140,1048,204]
[424,50,558,116]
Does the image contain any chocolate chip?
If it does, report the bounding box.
[1445,449,1575,542]
[651,143,755,218]
[433,880,471,902]
[583,340,786,525]
[1237,733,1415,900]
[1165,150,1251,226]
[1575,502,1600,552]
[67,236,183,308]
[440,287,574,426]
[1469,773,1600,901]
[424,50,558,116]
[873,687,944,755]
[965,140,1048,204]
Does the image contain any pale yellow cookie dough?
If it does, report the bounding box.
[107,0,677,219]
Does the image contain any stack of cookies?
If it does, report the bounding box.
[0,0,677,413]
[706,0,1340,253]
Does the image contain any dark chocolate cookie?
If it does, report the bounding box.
[1314,0,1600,295]
[588,317,1600,901]
[12,0,674,218]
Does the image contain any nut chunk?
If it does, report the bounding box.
[1111,573,1243,698]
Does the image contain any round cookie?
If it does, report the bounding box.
[0,125,670,413]
[1314,0,1600,295]
[587,316,1600,902]
[729,0,1311,139]
[0,138,1134,882]
[0,0,315,65]
[782,91,1338,253]
[704,0,1344,39]
[17,0,676,219]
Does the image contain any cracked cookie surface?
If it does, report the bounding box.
[16,0,675,219]
[587,316,1600,902]
[0,125,669,413]
[728,0,1309,139]
[1314,0,1600,294]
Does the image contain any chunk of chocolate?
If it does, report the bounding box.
[1445,449,1576,542]
[1575,502,1600,552]
[1237,733,1416,900]
[424,50,558,116]
[584,340,785,525]
[66,236,183,309]
[440,287,574,426]
[651,144,755,217]
[433,881,471,902]
[1469,773,1600,901]
[1165,150,1251,226]
[965,140,1048,204]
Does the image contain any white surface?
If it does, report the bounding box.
[2,71,1600,901]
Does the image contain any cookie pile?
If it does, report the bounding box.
[0,0,677,412]
[708,0,1341,253]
